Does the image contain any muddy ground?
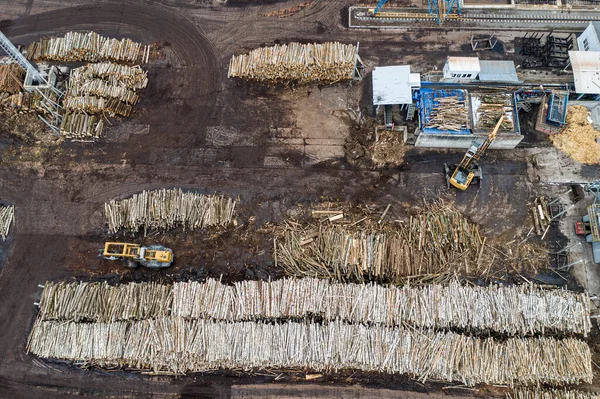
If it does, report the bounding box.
[0,0,598,398]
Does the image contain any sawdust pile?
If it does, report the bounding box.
[370,129,407,168]
[551,105,600,164]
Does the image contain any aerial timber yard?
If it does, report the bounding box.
[2,0,600,398]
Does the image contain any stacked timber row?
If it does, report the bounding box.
[277,204,490,283]
[511,389,600,399]
[227,42,358,84]
[36,278,590,335]
[59,112,104,140]
[0,64,24,94]
[26,31,151,63]
[26,317,592,383]
[104,188,237,234]
[0,90,57,113]
[79,62,149,90]
[0,205,14,239]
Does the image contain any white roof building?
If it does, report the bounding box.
[569,51,600,95]
[578,22,600,52]
[443,57,481,80]
[372,65,421,105]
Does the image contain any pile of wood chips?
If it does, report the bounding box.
[551,105,600,164]
[370,129,407,168]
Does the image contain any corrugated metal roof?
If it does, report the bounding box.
[372,66,420,105]
[446,57,481,72]
[569,51,600,94]
[478,60,520,83]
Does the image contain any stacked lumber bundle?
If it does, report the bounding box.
[36,278,591,336]
[276,203,488,283]
[37,281,171,322]
[0,64,24,94]
[511,389,600,399]
[0,205,14,239]
[26,31,151,63]
[59,112,105,140]
[0,90,58,113]
[104,188,236,234]
[551,105,600,165]
[26,317,592,384]
[172,278,590,336]
[227,42,358,84]
[424,96,468,131]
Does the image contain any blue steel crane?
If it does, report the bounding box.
[367,0,389,16]
[367,0,462,24]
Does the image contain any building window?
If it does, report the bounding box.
[584,38,590,51]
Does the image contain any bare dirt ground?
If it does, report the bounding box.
[0,0,597,398]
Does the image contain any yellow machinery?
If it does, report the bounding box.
[102,242,174,268]
[444,115,505,191]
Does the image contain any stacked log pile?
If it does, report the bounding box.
[0,64,24,94]
[424,96,469,131]
[62,62,147,123]
[37,281,171,322]
[59,112,104,140]
[511,389,599,399]
[26,317,592,384]
[276,203,489,283]
[0,90,59,113]
[35,278,591,336]
[227,42,358,84]
[104,188,236,234]
[475,94,514,131]
[78,62,149,90]
[26,31,151,63]
[0,205,14,239]
[173,278,590,336]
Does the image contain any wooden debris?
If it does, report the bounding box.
[277,202,490,283]
[59,112,104,140]
[37,278,591,336]
[26,31,150,63]
[227,42,358,84]
[26,317,593,385]
[0,205,14,239]
[424,96,468,131]
[552,105,600,165]
[0,64,24,94]
[104,188,236,234]
[511,388,600,399]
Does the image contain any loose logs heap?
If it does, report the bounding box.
[277,203,489,283]
[227,42,358,84]
[0,64,24,94]
[35,278,591,336]
[26,317,592,384]
[0,205,14,239]
[26,31,151,64]
[104,189,236,234]
[80,62,149,90]
[424,95,469,131]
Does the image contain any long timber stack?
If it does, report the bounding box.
[227,42,358,84]
[78,62,149,90]
[0,205,14,239]
[277,204,490,283]
[26,317,592,384]
[36,278,591,336]
[26,31,151,63]
[104,188,236,234]
[511,389,600,399]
